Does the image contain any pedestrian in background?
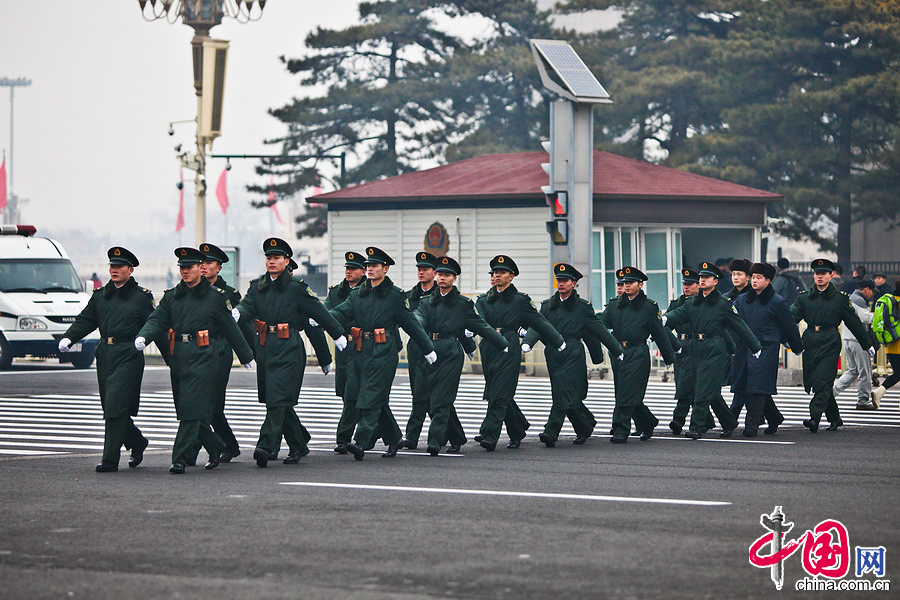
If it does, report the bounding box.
[773,258,806,306]
[873,273,892,299]
[833,280,876,410]
[872,279,900,406]
[841,265,867,294]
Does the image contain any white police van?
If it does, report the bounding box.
[0,225,99,369]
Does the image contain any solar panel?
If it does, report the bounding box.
[532,41,610,101]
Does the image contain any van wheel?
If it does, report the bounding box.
[0,335,12,370]
[70,346,95,369]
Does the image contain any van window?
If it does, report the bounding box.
[0,259,84,293]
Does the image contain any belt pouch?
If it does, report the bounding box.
[168,329,175,355]
[374,328,387,344]
[277,323,290,339]
[197,330,210,347]
[350,327,362,351]
[254,319,267,346]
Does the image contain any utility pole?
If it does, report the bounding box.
[0,77,32,224]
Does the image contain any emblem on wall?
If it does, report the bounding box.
[424,222,449,256]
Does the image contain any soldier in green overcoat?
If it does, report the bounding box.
[790,258,873,432]
[601,267,676,443]
[523,263,623,446]
[59,247,160,472]
[414,256,509,455]
[322,251,367,453]
[474,255,565,451]
[181,242,248,464]
[663,262,761,439]
[330,246,436,460]
[402,251,439,449]
[235,238,346,467]
[136,247,254,474]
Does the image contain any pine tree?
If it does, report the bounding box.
[681,0,900,262]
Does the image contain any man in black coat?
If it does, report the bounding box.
[730,263,804,436]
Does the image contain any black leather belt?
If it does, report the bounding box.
[692,333,719,340]
[266,325,279,334]
[813,325,836,332]
[678,333,690,341]
[361,329,395,339]
[101,336,121,345]
[430,332,456,341]
[619,340,646,349]
[494,327,516,334]
[174,333,216,342]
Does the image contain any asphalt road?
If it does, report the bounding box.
[1,363,897,599]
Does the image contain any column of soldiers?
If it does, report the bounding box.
[60,241,886,473]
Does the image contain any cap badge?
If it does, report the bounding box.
[368,248,374,255]
[269,239,277,247]
[498,256,504,263]
[180,249,187,256]
[114,248,121,256]
[442,258,448,264]
[818,260,823,265]
[560,265,566,271]
[348,253,354,259]
[420,253,425,260]
[625,267,631,273]
[203,245,209,251]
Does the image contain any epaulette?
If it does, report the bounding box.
[839,290,849,297]
[647,298,658,305]
[212,287,225,294]
[541,298,551,305]
[141,287,153,296]
[92,287,103,294]
[578,298,591,306]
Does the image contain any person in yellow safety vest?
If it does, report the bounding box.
[872,278,900,407]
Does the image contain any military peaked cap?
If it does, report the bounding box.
[175,247,206,266]
[288,258,299,272]
[554,263,583,281]
[107,246,139,268]
[681,268,699,283]
[811,258,835,273]
[436,256,461,275]
[365,246,395,265]
[749,262,777,280]
[344,251,365,269]
[728,258,753,274]
[199,242,229,263]
[698,261,724,279]
[415,251,437,269]
[616,266,647,282]
[263,237,292,257]
[489,255,519,276]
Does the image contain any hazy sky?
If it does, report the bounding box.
[0,0,616,264]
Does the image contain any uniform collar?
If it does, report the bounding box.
[549,289,579,310]
[174,277,210,298]
[618,289,646,309]
[694,287,721,305]
[487,284,517,303]
[103,276,137,299]
[809,282,836,299]
[258,270,290,292]
[432,285,460,305]
[359,275,394,298]
[746,284,774,304]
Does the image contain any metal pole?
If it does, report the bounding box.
[571,103,594,296]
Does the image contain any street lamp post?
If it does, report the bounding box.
[0,77,32,224]
[139,0,266,244]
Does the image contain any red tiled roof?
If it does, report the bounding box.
[307,151,782,204]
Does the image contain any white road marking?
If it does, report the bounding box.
[280,481,731,506]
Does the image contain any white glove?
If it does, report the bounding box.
[618,353,624,361]
[424,351,437,365]
[868,347,876,360]
[243,361,254,370]
[231,307,241,322]
[309,318,319,327]
[134,336,146,351]
[464,329,475,338]
[58,338,72,353]
[466,351,476,360]
[502,346,509,353]
[322,363,332,375]
[521,343,531,353]
[753,350,761,359]
[518,327,527,338]
[676,347,683,355]
[558,342,566,352]
[334,335,347,351]
[661,316,668,326]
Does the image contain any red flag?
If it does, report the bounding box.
[309,184,324,208]
[216,168,229,214]
[268,176,285,225]
[175,168,185,232]
[0,156,7,210]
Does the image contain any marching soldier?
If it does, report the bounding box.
[523,263,623,446]
[791,258,873,432]
[323,251,367,454]
[58,247,160,472]
[234,237,346,467]
[136,247,254,474]
[601,267,675,443]
[329,246,437,460]
[667,268,709,435]
[415,256,509,455]
[731,262,804,436]
[184,242,246,464]
[475,255,565,451]
[402,251,439,450]
[663,262,760,439]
